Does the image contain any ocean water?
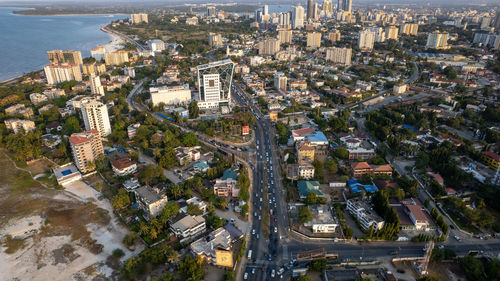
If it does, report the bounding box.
[0,8,127,81]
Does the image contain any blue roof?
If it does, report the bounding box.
[222,168,238,180]
[298,181,323,197]
[349,181,378,194]
[402,124,418,132]
[307,131,328,143]
[61,169,72,176]
[193,160,209,171]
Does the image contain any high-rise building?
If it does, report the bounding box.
[326,47,352,66]
[208,33,223,47]
[274,72,287,90]
[385,26,399,40]
[148,39,166,52]
[69,129,104,173]
[480,17,491,30]
[44,64,82,85]
[313,3,320,20]
[307,32,322,48]
[426,31,449,49]
[263,5,269,15]
[400,23,419,36]
[307,0,314,20]
[258,38,281,55]
[91,46,106,62]
[328,30,341,42]
[130,13,148,24]
[104,51,129,66]
[279,12,291,27]
[358,29,375,51]
[196,59,235,109]
[338,0,352,13]
[255,10,263,23]
[494,11,500,29]
[47,50,83,65]
[207,6,216,17]
[323,0,334,17]
[473,32,500,49]
[150,84,192,106]
[369,27,385,42]
[292,4,305,29]
[89,74,105,96]
[81,100,112,137]
[82,62,106,76]
[278,29,293,44]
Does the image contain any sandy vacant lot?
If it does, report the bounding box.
[0,151,143,281]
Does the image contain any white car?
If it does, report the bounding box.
[244,272,248,280]
[274,227,278,233]
[271,269,276,278]
[259,215,262,220]
[252,229,256,235]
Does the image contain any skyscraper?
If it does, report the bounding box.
[81,100,112,137]
[385,26,399,40]
[358,29,375,51]
[307,0,314,20]
[323,0,334,17]
[306,32,322,48]
[278,30,292,44]
[292,4,305,29]
[196,60,235,109]
[207,7,216,18]
[279,12,291,27]
[338,0,352,13]
[89,74,105,96]
[263,5,269,15]
[400,23,419,36]
[69,129,104,173]
[274,72,287,90]
[44,64,82,85]
[208,33,223,47]
[258,38,281,55]
[130,13,148,24]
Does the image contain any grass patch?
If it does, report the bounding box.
[2,235,27,254]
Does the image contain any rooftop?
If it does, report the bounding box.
[135,185,166,204]
[171,214,205,232]
[298,181,323,197]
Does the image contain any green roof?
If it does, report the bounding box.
[298,181,323,197]
[222,168,238,181]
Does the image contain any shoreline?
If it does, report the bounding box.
[12,12,129,17]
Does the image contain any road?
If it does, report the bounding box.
[101,24,147,51]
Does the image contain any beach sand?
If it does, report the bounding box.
[102,32,125,52]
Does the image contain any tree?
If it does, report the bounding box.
[460,255,484,281]
[122,231,139,246]
[297,276,313,281]
[299,206,312,223]
[138,164,165,185]
[304,192,326,205]
[112,248,125,258]
[416,277,440,281]
[111,189,130,210]
[178,256,204,281]
[160,201,180,223]
[223,270,236,281]
[240,203,249,217]
[181,132,199,147]
[334,147,349,159]
[187,203,203,215]
[309,258,327,271]
[443,66,458,80]
[325,159,338,174]
[62,116,80,135]
[188,100,199,118]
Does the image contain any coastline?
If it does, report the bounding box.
[0,23,125,84]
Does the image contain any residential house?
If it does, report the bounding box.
[346,198,385,230]
[298,180,323,199]
[169,214,206,241]
[134,185,169,218]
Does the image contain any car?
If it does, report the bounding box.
[277,268,284,275]
[438,245,444,249]
[256,234,260,239]
[252,268,256,274]
[259,215,262,220]
[271,270,275,277]
[397,269,405,274]
[254,212,257,217]
[274,218,277,222]
[274,227,278,233]
[454,235,461,241]
[244,272,248,280]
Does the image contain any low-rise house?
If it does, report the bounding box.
[296,141,315,161]
[5,104,34,118]
[53,163,82,186]
[4,119,36,134]
[348,147,376,160]
[134,185,168,218]
[481,151,500,170]
[179,197,208,215]
[190,227,232,264]
[123,178,141,191]
[213,178,239,198]
[169,214,206,241]
[304,205,339,233]
[287,161,315,180]
[346,198,385,230]
[111,157,137,176]
[298,181,323,199]
[351,162,393,177]
[175,146,201,165]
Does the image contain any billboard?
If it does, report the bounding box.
[242,126,250,135]
[216,250,233,267]
[270,112,278,122]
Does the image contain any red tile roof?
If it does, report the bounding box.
[69,135,90,145]
[292,128,315,137]
[351,162,371,170]
[483,151,500,162]
[111,157,135,170]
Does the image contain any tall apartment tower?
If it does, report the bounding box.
[44,64,82,85]
[274,72,288,90]
[292,4,305,29]
[207,7,216,17]
[307,32,322,48]
[385,26,399,40]
[326,47,352,66]
[89,74,105,96]
[400,23,419,36]
[328,30,341,42]
[258,38,281,55]
[323,0,334,17]
[263,5,269,15]
[279,12,291,27]
[307,0,314,20]
[358,29,375,51]
[278,29,293,44]
[130,13,148,24]
[81,100,112,137]
[208,33,223,47]
[47,50,83,65]
[69,129,104,173]
[426,31,449,49]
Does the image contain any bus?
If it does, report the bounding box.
[247,250,252,259]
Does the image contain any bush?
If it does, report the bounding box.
[123,231,139,246]
[112,248,125,258]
